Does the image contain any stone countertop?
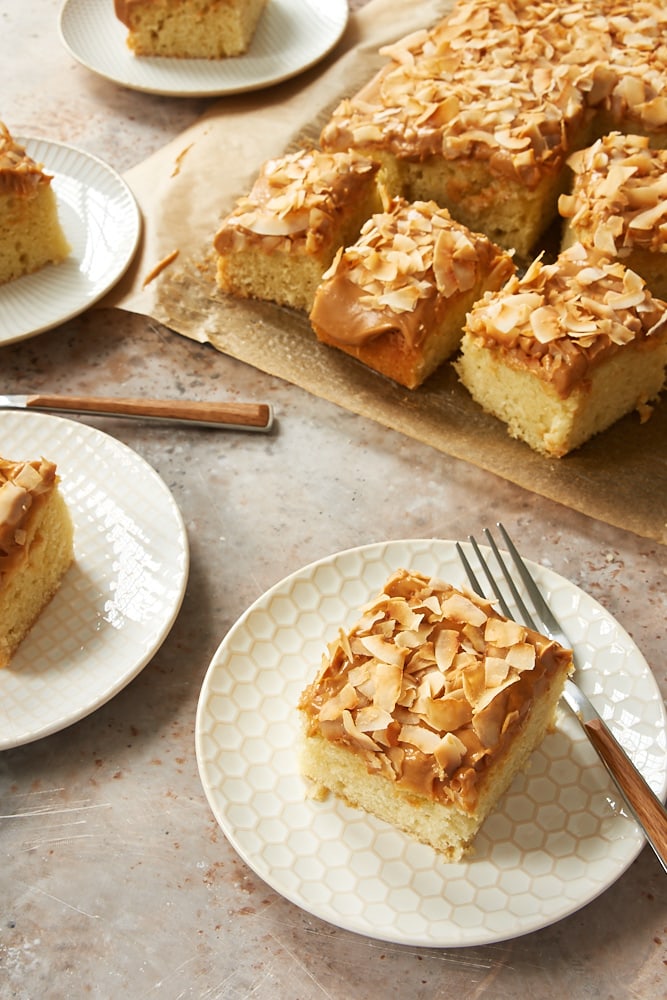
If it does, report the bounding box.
[1,3,666,998]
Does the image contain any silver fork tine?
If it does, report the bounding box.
[456,533,538,631]
[496,522,562,639]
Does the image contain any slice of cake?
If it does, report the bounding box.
[309,198,515,389]
[0,121,70,286]
[0,457,74,668]
[559,133,667,300]
[298,568,573,861]
[213,149,383,313]
[455,242,667,457]
[114,0,267,59]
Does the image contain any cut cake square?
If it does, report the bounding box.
[559,132,667,300]
[114,0,267,58]
[298,568,573,862]
[0,121,70,286]
[455,242,667,457]
[0,457,74,668]
[309,198,516,389]
[213,148,383,313]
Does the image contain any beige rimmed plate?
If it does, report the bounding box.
[0,412,189,750]
[0,138,140,346]
[58,0,349,97]
[196,538,667,947]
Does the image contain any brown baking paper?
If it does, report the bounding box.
[105,0,667,546]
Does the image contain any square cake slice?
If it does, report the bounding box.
[0,457,74,667]
[456,243,667,457]
[298,568,573,862]
[559,132,667,300]
[213,148,383,313]
[309,198,515,389]
[0,121,70,286]
[114,0,267,59]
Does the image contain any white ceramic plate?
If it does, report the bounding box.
[0,138,140,347]
[196,538,667,948]
[0,412,189,750]
[59,0,349,97]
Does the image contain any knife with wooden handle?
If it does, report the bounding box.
[0,393,274,431]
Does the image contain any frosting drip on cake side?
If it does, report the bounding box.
[310,199,515,349]
[463,243,667,396]
[298,569,572,813]
[0,122,52,197]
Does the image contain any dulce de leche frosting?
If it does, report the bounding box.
[298,568,572,814]
[0,121,52,198]
[559,133,667,257]
[0,458,57,581]
[310,198,515,350]
[463,243,667,397]
[213,148,379,258]
[320,1,667,186]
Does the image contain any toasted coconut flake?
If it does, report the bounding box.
[318,683,359,722]
[433,732,468,776]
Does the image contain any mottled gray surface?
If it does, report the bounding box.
[1,2,666,998]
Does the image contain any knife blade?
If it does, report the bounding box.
[0,393,273,432]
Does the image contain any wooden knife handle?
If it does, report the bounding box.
[585,717,667,872]
[25,394,272,430]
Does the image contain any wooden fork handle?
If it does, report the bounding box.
[585,718,667,872]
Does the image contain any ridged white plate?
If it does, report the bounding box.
[196,538,667,948]
[0,138,140,346]
[0,412,189,750]
[59,0,349,96]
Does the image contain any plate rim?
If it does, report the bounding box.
[58,0,350,98]
[0,135,141,346]
[0,411,189,750]
[195,537,667,947]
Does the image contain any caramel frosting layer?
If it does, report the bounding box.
[0,458,57,579]
[310,198,515,349]
[0,121,51,198]
[320,0,667,186]
[559,133,667,256]
[463,243,667,397]
[213,149,379,257]
[299,568,572,813]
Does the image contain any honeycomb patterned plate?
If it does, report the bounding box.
[0,411,189,750]
[195,538,667,947]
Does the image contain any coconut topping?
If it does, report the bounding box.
[463,242,667,396]
[559,133,667,256]
[0,121,51,197]
[0,458,57,576]
[298,568,572,811]
[320,0,667,185]
[213,148,379,256]
[310,198,515,349]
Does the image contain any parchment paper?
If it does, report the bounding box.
[104,0,667,546]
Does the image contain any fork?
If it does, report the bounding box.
[456,523,667,874]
